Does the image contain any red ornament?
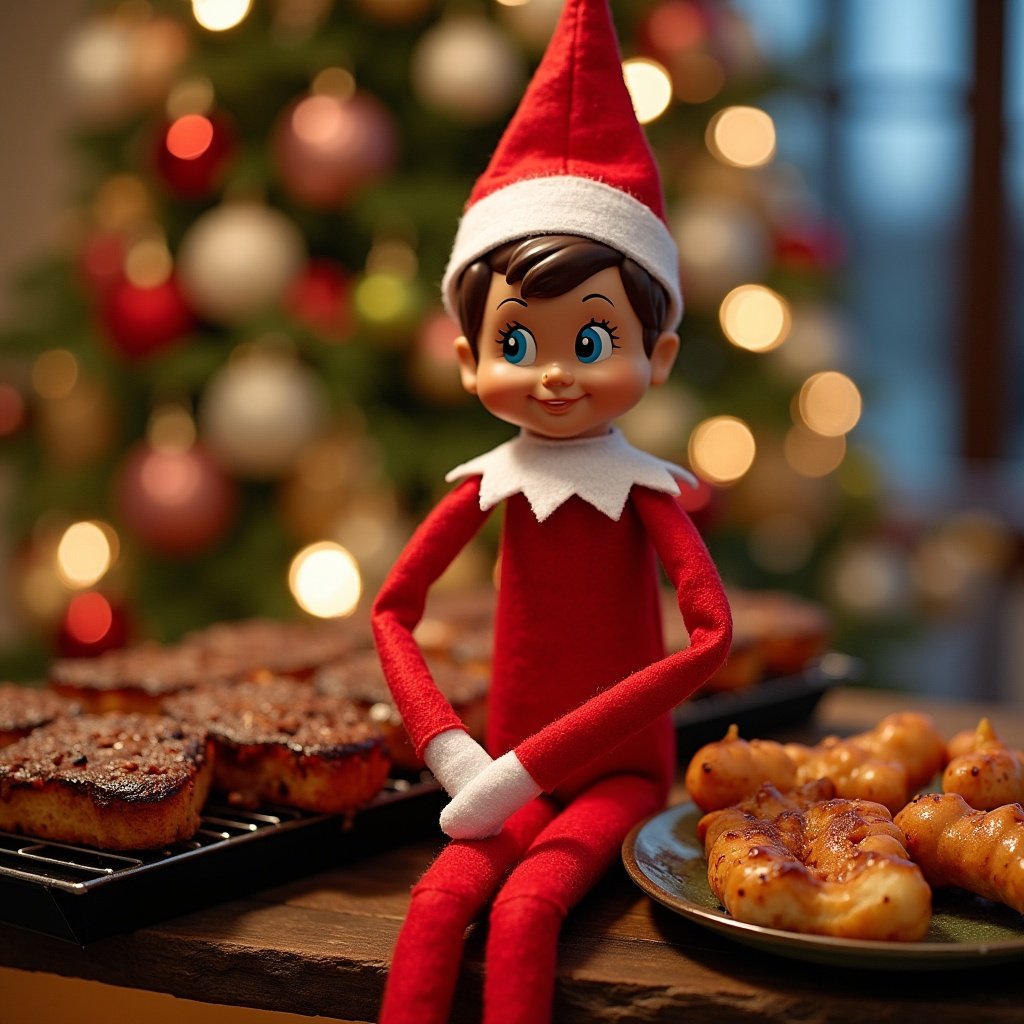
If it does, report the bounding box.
[286,259,353,340]
[153,111,237,200]
[273,91,398,208]
[78,232,128,296]
[56,592,130,658]
[100,273,196,359]
[775,222,846,272]
[114,442,237,555]
[637,1,709,60]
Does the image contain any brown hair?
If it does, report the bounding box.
[455,235,668,358]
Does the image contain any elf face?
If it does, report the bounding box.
[455,266,679,440]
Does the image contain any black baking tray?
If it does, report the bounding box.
[0,776,445,944]
[1,655,857,945]
[673,652,861,759]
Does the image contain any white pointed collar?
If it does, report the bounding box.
[445,428,696,523]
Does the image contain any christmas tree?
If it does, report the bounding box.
[0,0,866,678]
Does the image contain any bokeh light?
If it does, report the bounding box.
[797,371,862,436]
[56,520,117,589]
[0,383,26,436]
[622,58,673,124]
[192,0,253,32]
[719,284,791,352]
[167,77,215,119]
[688,415,756,484]
[707,105,776,168]
[31,349,79,400]
[148,404,197,454]
[166,114,215,160]
[783,423,847,477]
[289,541,362,618]
[124,237,173,289]
[671,52,725,104]
[64,592,115,645]
[312,67,356,101]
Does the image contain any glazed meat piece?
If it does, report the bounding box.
[698,781,932,941]
[895,792,1024,913]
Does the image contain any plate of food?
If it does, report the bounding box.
[625,710,1024,970]
[623,799,1024,970]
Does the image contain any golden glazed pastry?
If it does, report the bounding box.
[685,713,946,815]
[941,718,1024,810]
[164,676,390,814]
[895,792,1024,913]
[0,713,213,850]
[698,781,932,941]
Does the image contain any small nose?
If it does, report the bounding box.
[541,364,574,388]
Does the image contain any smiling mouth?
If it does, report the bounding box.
[530,396,585,414]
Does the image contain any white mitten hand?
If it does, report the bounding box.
[439,751,542,840]
[423,728,493,797]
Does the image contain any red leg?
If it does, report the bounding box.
[380,795,557,1024]
[482,774,663,1024]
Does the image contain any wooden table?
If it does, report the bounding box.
[2,686,1023,1023]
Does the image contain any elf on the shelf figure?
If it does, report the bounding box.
[371,1,732,1021]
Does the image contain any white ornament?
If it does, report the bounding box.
[411,17,525,124]
[200,352,327,478]
[178,202,306,324]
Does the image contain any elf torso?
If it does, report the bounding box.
[372,429,731,808]
[490,490,672,800]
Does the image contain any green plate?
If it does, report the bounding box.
[622,801,1024,970]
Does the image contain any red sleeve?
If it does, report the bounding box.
[514,487,732,792]
[371,477,494,757]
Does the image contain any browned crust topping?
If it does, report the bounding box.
[48,643,216,696]
[315,650,488,706]
[0,684,80,734]
[164,677,384,758]
[0,713,209,806]
[181,617,367,677]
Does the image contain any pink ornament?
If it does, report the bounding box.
[114,443,237,555]
[273,91,398,208]
[100,274,196,359]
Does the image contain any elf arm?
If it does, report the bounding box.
[372,476,496,795]
[441,486,731,838]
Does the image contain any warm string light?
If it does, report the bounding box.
[191,0,253,32]
[719,284,791,352]
[166,114,215,161]
[167,77,216,120]
[706,105,776,168]
[56,521,119,589]
[124,236,173,288]
[796,371,862,436]
[148,403,197,453]
[289,541,362,618]
[622,58,673,125]
[312,67,356,101]
[688,415,756,485]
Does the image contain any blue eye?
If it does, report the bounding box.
[575,321,617,363]
[500,324,537,365]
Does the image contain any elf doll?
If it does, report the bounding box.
[371,1,732,1021]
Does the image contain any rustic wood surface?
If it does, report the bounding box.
[3,685,1024,1024]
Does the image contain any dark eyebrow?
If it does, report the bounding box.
[582,292,614,305]
[497,297,528,309]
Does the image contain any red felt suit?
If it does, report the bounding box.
[371,1,732,1019]
[373,469,731,1022]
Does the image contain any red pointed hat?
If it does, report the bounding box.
[442,0,682,329]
